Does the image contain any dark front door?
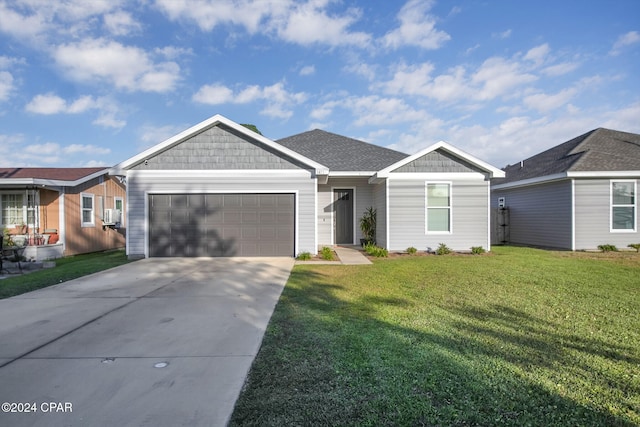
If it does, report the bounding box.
[334,189,354,244]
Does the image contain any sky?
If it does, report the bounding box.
[0,0,639,169]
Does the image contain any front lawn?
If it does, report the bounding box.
[0,250,131,299]
[231,247,640,426]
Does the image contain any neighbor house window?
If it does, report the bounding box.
[611,181,636,231]
[1,194,23,226]
[115,197,124,225]
[81,193,95,227]
[426,183,451,233]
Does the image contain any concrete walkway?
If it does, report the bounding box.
[0,257,294,427]
[296,245,372,265]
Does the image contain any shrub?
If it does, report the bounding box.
[321,246,335,261]
[628,243,640,253]
[597,244,618,252]
[359,207,376,244]
[471,246,486,255]
[435,243,452,255]
[406,246,417,255]
[296,252,312,261]
[364,243,388,257]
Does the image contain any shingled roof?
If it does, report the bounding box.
[495,128,640,185]
[277,129,408,172]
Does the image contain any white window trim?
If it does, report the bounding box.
[425,181,453,235]
[610,180,637,232]
[81,192,95,227]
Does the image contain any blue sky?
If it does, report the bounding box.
[1,0,638,169]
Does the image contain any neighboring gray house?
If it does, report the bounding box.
[111,114,504,258]
[491,128,640,250]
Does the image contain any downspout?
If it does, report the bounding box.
[571,179,576,251]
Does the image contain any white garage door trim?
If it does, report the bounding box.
[144,190,299,257]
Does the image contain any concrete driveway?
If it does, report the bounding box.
[0,257,294,427]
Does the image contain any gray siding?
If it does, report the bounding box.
[574,178,639,250]
[491,180,573,249]
[387,178,490,251]
[393,149,485,173]
[133,125,306,170]
[372,182,387,248]
[126,171,316,257]
[317,177,373,245]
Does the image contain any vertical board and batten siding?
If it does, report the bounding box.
[574,178,639,250]
[387,178,489,251]
[126,172,316,257]
[64,176,127,256]
[491,180,573,249]
[317,177,373,245]
[372,182,387,248]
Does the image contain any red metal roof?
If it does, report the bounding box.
[0,167,107,181]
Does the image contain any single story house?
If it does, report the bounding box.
[491,128,639,250]
[110,114,504,258]
[0,168,126,260]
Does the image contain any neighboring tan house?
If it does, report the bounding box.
[0,168,126,260]
[491,128,640,250]
[111,114,504,258]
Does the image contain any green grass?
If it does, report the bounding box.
[0,250,131,299]
[230,247,640,426]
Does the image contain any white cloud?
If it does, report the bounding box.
[155,0,370,48]
[64,144,110,155]
[299,65,315,76]
[0,1,49,41]
[542,62,579,76]
[610,31,640,56]
[493,29,512,39]
[472,57,537,100]
[193,81,306,119]
[523,43,550,67]
[53,38,181,93]
[381,0,450,50]
[379,54,537,103]
[275,2,370,47]
[0,71,14,102]
[25,93,126,129]
[523,88,578,113]
[103,11,142,36]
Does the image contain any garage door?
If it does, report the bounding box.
[148,194,295,257]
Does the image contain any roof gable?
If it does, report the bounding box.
[496,128,640,185]
[131,124,307,171]
[277,129,407,172]
[375,141,505,179]
[112,114,328,175]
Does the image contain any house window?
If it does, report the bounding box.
[2,194,23,226]
[115,197,124,224]
[611,181,636,231]
[81,193,95,227]
[426,183,451,233]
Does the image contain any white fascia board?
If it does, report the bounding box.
[567,171,640,178]
[376,141,505,179]
[491,173,568,190]
[112,114,330,175]
[329,171,376,177]
[385,172,488,181]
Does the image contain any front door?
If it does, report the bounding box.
[334,189,354,244]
